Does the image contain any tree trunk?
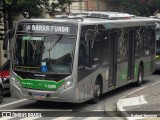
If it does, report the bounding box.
[8,5,13,29]
[2,0,7,31]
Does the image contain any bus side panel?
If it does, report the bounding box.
[134,56,154,81]
[116,62,129,87]
[134,26,156,79]
[77,72,94,102]
[101,67,109,94]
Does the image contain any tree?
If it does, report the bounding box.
[2,0,71,29]
[122,0,160,16]
[0,0,6,40]
[3,0,48,29]
[147,0,160,15]
[48,0,71,15]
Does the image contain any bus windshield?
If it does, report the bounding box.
[13,35,75,74]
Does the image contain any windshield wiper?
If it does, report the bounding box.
[47,35,63,51]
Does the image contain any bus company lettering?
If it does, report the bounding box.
[45,84,56,89]
[26,25,69,33]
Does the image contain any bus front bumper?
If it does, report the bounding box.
[10,83,78,103]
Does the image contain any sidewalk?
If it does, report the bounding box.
[117,82,160,120]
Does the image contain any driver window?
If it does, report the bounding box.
[78,25,96,66]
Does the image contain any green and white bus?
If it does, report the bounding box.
[4,12,156,103]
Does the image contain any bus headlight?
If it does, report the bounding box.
[11,76,20,85]
[58,78,74,90]
[65,79,73,88]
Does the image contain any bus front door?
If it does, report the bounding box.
[108,33,117,88]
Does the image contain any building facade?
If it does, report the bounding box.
[68,0,123,13]
[68,0,159,13]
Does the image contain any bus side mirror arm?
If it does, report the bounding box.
[3,29,15,50]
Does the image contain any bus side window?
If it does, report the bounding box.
[101,30,109,65]
[79,40,85,66]
[78,38,92,67]
[78,25,96,67]
[91,32,102,64]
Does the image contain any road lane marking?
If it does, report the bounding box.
[83,117,103,120]
[0,99,27,108]
[52,117,73,120]
[127,117,145,120]
[0,109,72,111]
[0,117,14,120]
[151,81,160,86]
[127,86,148,96]
[19,117,41,120]
[91,110,103,111]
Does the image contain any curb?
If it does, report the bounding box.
[116,82,160,120]
[117,86,149,120]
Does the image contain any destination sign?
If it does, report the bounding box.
[18,24,77,34]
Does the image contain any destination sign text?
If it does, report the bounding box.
[18,24,77,34]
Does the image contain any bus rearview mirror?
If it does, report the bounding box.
[3,29,15,50]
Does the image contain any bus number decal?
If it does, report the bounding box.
[45,84,56,89]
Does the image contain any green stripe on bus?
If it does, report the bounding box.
[16,75,65,91]
[119,68,127,81]
[134,65,139,78]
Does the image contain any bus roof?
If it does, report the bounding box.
[19,11,156,27]
[69,11,136,19]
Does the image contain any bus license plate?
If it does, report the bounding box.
[33,94,46,100]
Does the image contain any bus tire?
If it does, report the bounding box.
[36,100,45,103]
[90,78,101,104]
[135,65,143,87]
[0,86,3,104]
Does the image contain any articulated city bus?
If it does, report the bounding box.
[3,12,156,103]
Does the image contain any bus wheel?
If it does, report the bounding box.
[135,65,143,87]
[90,78,101,104]
[0,87,3,104]
[36,100,45,103]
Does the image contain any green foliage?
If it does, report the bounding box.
[5,0,50,18]
[4,0,71,18]
[122,0,160,16]
[48,0,71,15]
[1,0,71,29]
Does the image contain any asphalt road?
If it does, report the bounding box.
[0,74,160,120]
